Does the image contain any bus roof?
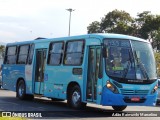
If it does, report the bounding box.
[6,33,149,46]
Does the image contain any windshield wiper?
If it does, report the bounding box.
[134,51,149,80]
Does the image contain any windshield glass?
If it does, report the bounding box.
[131,41,157,80]
[104,39,157,80]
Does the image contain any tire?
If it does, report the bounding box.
[67,85,86,109]
[156,100,160,105]
[112,106,127,111]
[17,80,26,100]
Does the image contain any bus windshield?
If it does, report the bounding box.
[104,39,157,80]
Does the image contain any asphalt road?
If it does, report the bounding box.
[0,89,160,120]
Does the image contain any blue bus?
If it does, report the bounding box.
[2,34,158,111]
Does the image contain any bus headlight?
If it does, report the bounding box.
[106,81,119,93]
[151,84,158,94]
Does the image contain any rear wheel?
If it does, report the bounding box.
[112,106,127,111]
[17,80,26,100]
[17,80,34,100]
[67,85,86,109]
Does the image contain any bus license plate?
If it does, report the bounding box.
[131,97,140,102]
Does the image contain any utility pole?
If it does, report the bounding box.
[66,8,75,36]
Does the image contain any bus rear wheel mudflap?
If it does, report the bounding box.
[17,80,34,100]
[67,85,86,109]
[112,105,127,111]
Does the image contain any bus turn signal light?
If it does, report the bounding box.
[151,84,158,94]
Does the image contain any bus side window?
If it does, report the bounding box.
[17,45,29,64]
[48,42,64,65]
[64,40,84,65]
[28,44,34,64]
[4,46,17,64]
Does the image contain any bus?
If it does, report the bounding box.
[2,33,158,111]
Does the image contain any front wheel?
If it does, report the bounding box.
[67,85,86,109]
[112,106,127,111]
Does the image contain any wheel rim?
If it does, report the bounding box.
[72,91,80,106]
[18,83,24,97]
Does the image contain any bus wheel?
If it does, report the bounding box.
[17,80,26,100]
[68,85,86,109]
[112,106,127,111]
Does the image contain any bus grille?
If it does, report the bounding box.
[120,89,149,95]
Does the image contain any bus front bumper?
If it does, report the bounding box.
[101,87,157,106]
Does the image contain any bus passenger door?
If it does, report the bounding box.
[34,49,47,94]
[87,46,101,102]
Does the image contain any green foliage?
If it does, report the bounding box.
[0,45,5,52]
[87,21,101,33]
[136,11,160,40]
[100,9,134,35]
[0,45,5,59]
[87,10,160,49]
[155,52,160,77]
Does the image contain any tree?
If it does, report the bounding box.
[87,10,160,49]
[0,45,5,52]
[0,45,5,59]
[135,11,160,42]
[87,9,135,35]
[155,52,160,77]
[152,28,160,50]
[87,21,101,33]
[100,9,134,35]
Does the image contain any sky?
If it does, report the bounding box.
[0,0,160,43]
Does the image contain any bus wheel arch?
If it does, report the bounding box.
[67,82,86,109]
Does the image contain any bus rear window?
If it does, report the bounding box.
[7,46,16,55]
[17,45,29,64]
[5,46,17,64]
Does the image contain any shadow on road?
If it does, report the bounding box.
[0,96,122,118]
[0,92,159,118]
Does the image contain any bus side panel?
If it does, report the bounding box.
[25,65,34,94]
[2,65,25,91]
[44,65,66,99]
[44,66,83,99]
